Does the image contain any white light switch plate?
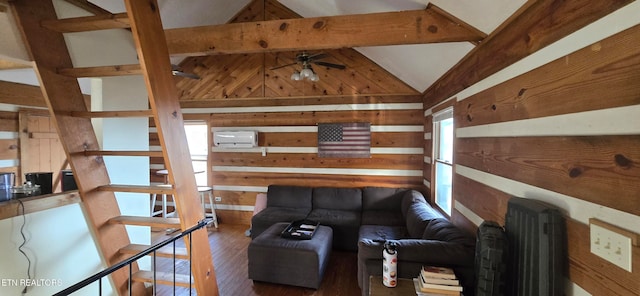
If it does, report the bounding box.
[589,218,634,272]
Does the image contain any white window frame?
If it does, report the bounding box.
[432,107,454,215]
[184,121,209,187]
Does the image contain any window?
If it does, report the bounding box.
[433,107,454,215]
[184,122,209,186]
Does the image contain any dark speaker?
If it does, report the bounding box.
[61,170,78,191]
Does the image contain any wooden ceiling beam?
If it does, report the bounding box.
[165,7,486,56]
[422,0,634,107]
[41,12,130,33]
[58,64,142,77]
[36,5,484,52]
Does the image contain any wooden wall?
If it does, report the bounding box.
[0,111,19,177]
[147,0,427,225]
[423,15,640,296]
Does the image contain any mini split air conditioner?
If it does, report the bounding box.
[213,131,258,148]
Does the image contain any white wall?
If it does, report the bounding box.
[0,204,111,296]
[426,2,640,295]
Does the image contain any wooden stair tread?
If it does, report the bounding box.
[97,184,173,194]
[82,150,164,157]
[41,12,130,33]
[132,270,193,288]
[120,244,188,260]
[109,216,181,228]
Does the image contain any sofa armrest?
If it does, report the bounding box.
[358,238,474,267]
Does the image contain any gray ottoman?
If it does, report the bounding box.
[248,222,333,289]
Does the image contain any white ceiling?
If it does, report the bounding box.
[1,0,528,94]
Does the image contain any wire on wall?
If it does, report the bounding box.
[17,199,32,294]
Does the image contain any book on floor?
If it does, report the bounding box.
[416,265,462,295]
[421,266,457,280]
[419,273,463,292]
[413,278,458,296]
[422,275,459,286]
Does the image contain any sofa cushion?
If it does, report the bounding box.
[422,218,476,247]
[308,209,361,250]
[361,210,404,226]
[266,185,312,209]
[312,187,362,211]
[405,202,446,238]
[307,209,359,223]
[358,225,408,242]
[400,190,427,218]
[250,207,310,239]
[362,187,407,211]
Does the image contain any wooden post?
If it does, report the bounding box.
[122,0,219,295]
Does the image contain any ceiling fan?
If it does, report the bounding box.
[270,52,346,82]
[171,64,200,80]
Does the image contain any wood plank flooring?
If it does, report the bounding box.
[151,224,362,296]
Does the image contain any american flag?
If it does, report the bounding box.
[317,122,371,158]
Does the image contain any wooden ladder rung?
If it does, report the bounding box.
[109,216,181,228]
[97,184,173,194]
[82,150,164,157]
[60,110,154,118]
[41,13,131,33]
[58,64,142,78]
[120,244,189,260]
[132,270,193,288]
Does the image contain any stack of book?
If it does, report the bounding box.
[412,266,463,295]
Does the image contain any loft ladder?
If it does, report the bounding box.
[11,0,218,295]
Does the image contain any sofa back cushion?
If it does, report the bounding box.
[266,185,312,209]
[400,190,427,218]
[405,202,444,238]
[362,187,407,211]
[422,218,476,247]
[312,187,362,211]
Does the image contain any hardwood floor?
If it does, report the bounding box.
[151,224,362,296]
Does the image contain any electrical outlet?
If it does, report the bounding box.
[215,196,222,202]
[589,218,635,272]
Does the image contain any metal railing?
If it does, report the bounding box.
[53,219,212,296]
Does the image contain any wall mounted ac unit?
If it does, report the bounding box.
[213,131,258,148]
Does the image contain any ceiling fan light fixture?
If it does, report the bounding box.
[291,71,302,81]
[310,73,319,82]
[300,68,314,78]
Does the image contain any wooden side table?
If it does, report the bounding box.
[369,275,415,296]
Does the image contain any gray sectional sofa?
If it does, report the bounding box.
[250,184,476,295]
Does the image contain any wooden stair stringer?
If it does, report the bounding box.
[123,1,218,295]
[10,1,146,295]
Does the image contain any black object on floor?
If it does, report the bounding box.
[504,197,565,296]
[475,220,508,296]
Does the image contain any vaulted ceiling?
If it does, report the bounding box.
[0,0,527,100]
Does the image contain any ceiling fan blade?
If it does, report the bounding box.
[313,61,346,70]
[172,70,200,80]
[307,53,329,61]
[269,62,298,70]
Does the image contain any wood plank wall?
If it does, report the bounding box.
[423,18,640,296]
[147,0,427,225]
[151,95,426,225]
[0,111,19,177]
